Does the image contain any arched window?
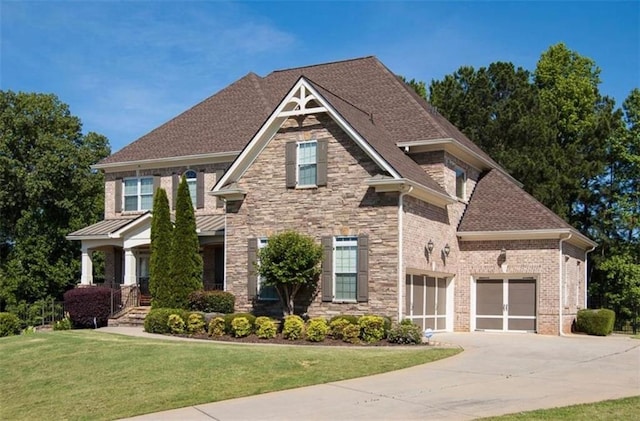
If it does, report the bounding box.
[184,170,197,206]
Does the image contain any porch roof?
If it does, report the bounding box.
[67,214,225,240]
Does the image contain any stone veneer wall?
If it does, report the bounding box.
[103,163,230,219]
[458,239,561,334]
[225,114,400,319]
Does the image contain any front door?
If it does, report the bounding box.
[137,254,150,296]
[475,279,536,331]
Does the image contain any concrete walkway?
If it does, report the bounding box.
[102,327,640,420]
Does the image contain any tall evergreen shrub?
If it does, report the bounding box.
[149,188,173,308]
[169,176,203,308]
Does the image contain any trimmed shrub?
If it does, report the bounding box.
[359,315,385,343]
[577,309,616,336]
[186,313,206,334]
[0,312,22,337]
[342,323,361,344]
[223,313,256,334]
[255,316,277,339]
[144,308,190,334]
[168,314,186,334]
[329,314,359,325]
[208,317,225,337]
[282,315,305,340]
[22,326,37,335]
[306,318,329,342]
[387,322,422,344]
[329,318,352,340]
[231,316,252,338]
[63,287,111,328]
[53,316,72,331]
[188,290,235,314]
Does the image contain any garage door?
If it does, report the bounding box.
[405,275,447,330]
[476,279,536,332]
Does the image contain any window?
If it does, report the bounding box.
[334,236,358,301]
[184,170,197,206]
[455,167,466,199]
[124,177,153,211]
[257,238,279,301]
[297,141,317,186]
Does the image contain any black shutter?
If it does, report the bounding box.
[114,178,122,213]
[172,174,179,209]
[248,238,257,299]
[357,235,369,302]
[196,170,205,209]
[285,141,296,188]
[321,236,333,302]
[317,139,328,187]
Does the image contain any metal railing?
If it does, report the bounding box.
[7,299,66,328]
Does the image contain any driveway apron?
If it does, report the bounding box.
[118,331,640,420]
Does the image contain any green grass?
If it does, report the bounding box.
[481,396,640,420]
[0,330,460,420]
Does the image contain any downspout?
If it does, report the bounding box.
[584,244,597,309]
[397,185,414,322]
[223,200,228,292]
[558,233,572,336]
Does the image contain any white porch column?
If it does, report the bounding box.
[80,246,93,285]
[123,248,137,285]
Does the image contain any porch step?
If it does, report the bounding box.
[108,307,151,327]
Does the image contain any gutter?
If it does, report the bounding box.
[584,244,597,309]
[558,233,572,336]
[397,185,413,322]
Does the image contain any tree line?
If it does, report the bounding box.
[404,43,639,329]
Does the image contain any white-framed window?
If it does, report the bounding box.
[297,140,317,186]
[257,238,279,301]
[334,236,358,301]
[124,177,154,211]
[455,167,466,200]
[184,169,197,206]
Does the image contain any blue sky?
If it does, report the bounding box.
[2,1,638,154]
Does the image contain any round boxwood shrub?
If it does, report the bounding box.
[231,316,252,337]
[359,315,385,343]
[329,318,352,340]
[283,315,305,340]
[186,313,206,334]
[342,323,361,344]
[223,313,256,334]
[168,314,186,334]
[306,318,329,342]
[387,321,422,344]
[188,290,235,314]
[144,308,190,334]
[0,312,21,337]
[208,317,225,337]
[255,316,277,339]
[63,286,112,328]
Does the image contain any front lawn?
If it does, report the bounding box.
[481,395,640,420]
[0,330,460,420]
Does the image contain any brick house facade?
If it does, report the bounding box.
[68,57,596,335]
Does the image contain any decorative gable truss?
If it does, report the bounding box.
[211,77,453,208]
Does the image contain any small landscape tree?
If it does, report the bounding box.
[257,231,323,316]
[169,175,203,308]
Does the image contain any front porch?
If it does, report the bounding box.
[68,213,226,307]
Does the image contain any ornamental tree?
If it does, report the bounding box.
[257,231,323,316]
[149,188,173,308]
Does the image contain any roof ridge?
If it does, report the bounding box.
[248,72,272,115]
[305,77,373,119]
[269,56,376,75]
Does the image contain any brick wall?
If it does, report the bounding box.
[225,113,400,319]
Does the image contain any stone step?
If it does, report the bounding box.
[108,307,150,327]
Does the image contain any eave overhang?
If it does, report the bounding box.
[93,151,240,172]
[398,138,523,188]
[366,177,456,208]
[457,229,597,249]
[209,185,247,202]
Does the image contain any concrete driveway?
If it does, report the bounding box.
[122,332,639,420]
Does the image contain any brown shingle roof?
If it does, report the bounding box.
[99,57,505,186]
[458,169,573,232]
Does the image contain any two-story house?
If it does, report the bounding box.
[68,57,596,335]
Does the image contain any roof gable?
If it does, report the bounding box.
[458,169,574,232]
